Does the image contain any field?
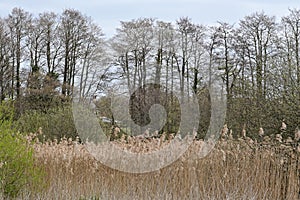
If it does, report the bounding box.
[13,132,300,200]
[2,4,300,200]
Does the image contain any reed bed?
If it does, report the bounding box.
[18,131,300,200]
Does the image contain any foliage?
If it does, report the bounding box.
[0,101,45,199]
[17,72,62,114]
[0,7,299,141]
[16,105,77,141]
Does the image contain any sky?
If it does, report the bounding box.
[0,0,300,38]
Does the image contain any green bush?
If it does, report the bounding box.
[0,101,44,199]
[16,105,77,141]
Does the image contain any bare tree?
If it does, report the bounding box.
[38,12,62,77]
[205,26,220,87]
[78,20,105,100]
[239,12,276,100]
[111,18,154,93]
[6,8,32,99]
[214,22,238,101]
[176,17,195,100]
[59,9,89,97]
[153,20,177,99]
[190,24,206,93]
[0,18,11,101]
[282,9,300,98]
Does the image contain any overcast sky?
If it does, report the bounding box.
[0,0,299,38]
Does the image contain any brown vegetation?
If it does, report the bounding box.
[19,130,300,200]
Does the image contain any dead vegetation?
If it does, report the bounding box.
[18,128,300,200]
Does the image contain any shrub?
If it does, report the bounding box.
[0,101,44,199]
[16,105,77,141]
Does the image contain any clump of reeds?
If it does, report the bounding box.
[16,127,300,200]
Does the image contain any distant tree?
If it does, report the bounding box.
[205,26,220,87]
[0,18,11,101]
[78,20,106,100]
[38,12,62,77]
[214,22,237,101]
[282,9,300,98]
[6,8,32,99]
[176,17,195,100]
[59,9,89,97]
[239,12,277,100]
[190,24,206,94]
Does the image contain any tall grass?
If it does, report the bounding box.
[17,134,300,200]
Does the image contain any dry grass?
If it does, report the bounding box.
[17,132,300,200]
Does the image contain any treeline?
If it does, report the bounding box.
[0,8,106,112]
[0,7,299,139]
